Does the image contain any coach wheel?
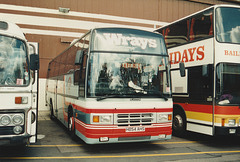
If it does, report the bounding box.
[68,116,73,132]
[50,102,55,120]
[68,108,73,132]
[68,109,77,139]
[172,110,186,136]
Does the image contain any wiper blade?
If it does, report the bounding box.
[96,95,118,101]
[96,94,129,101]
[96,93,141,101]
[147,90,168,101]
[96,91,168,101]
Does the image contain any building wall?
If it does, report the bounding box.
[0,0,236,110]
[0,0,235,78]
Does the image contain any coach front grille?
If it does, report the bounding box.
[115,113,154,126]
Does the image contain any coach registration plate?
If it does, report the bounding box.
[126,127,145,132]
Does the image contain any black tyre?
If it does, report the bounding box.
[68,108,77,140]
[50,102,55,120]
[172,110,186,136]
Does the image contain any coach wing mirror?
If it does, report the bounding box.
[29,44,39,71]
[202,64,209,77]
[179,62,185,77]
[75,50,84,65]
[30,54,39,70]
[74,69,80,84]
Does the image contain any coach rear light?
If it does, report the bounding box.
[0,115,11,126]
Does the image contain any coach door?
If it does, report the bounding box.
[187,64,214,135]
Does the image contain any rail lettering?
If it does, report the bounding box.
[169,45,205,64]
[224,50,240,56]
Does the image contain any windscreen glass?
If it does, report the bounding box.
[88,52,171,99]
[0,35,29,86]
[216,7,240,44]
[216,63,240,105]
[92,28,167,55]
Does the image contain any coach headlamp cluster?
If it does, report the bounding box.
[228,119,236,127]
[0,113,24,126]
[91,114,113,124]
[0,113,24,134]
[0,115,11,126]
[157,113,172,123]
[13,125,23,134]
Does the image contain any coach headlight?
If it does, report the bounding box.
[0,115,11,126]
[228,119,236,126]
[12,114,24,125]
[92,114,113,124]
[13,126,23,134]
[157,113,172,123]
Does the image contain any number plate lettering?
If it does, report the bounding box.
[126,127,145,132]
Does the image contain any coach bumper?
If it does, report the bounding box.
[215,126,240,135]
[0,134,31,146]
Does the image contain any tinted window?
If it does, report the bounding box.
[188,65,213,102]
[65,46,78,74]
[79,34,89,97]
[216,63,240,105]
[190,9,213,41]
[216,7,240,43]
[165,20,189,48]
[92,28,166,55]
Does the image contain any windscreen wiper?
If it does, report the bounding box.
[96,93,140,101]
[96,90,168,101]
[146,90,168,101]
[96,95,120,101]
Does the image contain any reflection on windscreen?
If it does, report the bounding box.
[88,52,170,98]
[217,63,240,105]
[0,35,29,86]
[216,7,240,43]
[92,28,167,55]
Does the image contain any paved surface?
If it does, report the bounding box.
[38,110,51,121]
[0,110,239,161]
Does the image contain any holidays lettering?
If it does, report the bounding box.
[169,46,204,64]
[103,33,157,49]
[224,50,240,56]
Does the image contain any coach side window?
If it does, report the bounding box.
[164,20,189,48]
[190,9,213,41]
[65,46,78,74]
[47,61,55,78]
[188,65,213,101]
[53,57,61,77]
[79,33,90,97]
[157,29,164,37]
[59,50,69,75]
